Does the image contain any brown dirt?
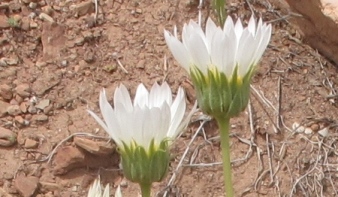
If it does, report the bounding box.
[1,0,338,196]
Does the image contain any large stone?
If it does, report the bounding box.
[52,145,119,175]
[0,14,9,29]
[52,146,86,175]
[0,127,16,147]
[285,0,338,65]
[14,174,39,197]
[0,100,10,117]
[41,23,66,62]
[73,136,115,155]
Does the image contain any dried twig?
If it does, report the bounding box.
[162,118,210,197]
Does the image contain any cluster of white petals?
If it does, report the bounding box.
[164,16,272,78]
[87,179,110,197]
[88,82,187,149]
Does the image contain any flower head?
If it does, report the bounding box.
[164,16,271,118]
[164,15,271,78]
[88,82,193,185]
[87,178,109,197]
[88,82,187,149]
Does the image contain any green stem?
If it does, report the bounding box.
[213,0,227,27]
[216,117,234,197]
[140,183,151,197]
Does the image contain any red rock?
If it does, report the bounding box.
[52,146,86,175]
[73,136,115,155]
[14,174,39,197]
[0,84,13,100]
[285,0,338,65]
[0,187,13,197]
[6,105,21,116]
[0,127,16,147]
[24,138,38,149]
[15,84,31,98]
[52,145,119,175]
[41,23,66,62]
[0,15,9,29]
[0,100,10,117]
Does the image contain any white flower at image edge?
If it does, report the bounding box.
[87,179,109,197]
[164,15,272,78]
[88,82,188,149]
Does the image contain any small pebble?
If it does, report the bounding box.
[318,127,329,137]
[292,122,305,133]
[39,13,54,23]
[61,60,68,67]
[304,127,313,135]
[24,138,38,149]
[310,123,320,132]
[29,2,37,9]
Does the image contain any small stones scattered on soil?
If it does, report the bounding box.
[0,0,338,196]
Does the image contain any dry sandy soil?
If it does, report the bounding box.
[1,0,338,196]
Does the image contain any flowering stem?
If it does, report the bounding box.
[140,183,151,197]
[213,0,227,27]
[216,117,234,197]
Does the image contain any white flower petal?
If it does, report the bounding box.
[210,30,224,69]
[176,101,198,138]
[253,24,272,65]
[133,83,149,108]
[237,29,256,76]
[186,33,210,74]
[160,82,173,105]
[114,84,133,112]
[206,18,220,52]
[187,20,205,41]
[132,105,149,147]
[149,82,172,108]
[234,18,244,39]
[103,184,110,197]
[115,185,122,197]
[222,34,237,77]
[114,102,136,145]
[167,87,186,138]
[88,90,121,145]
[247,15,256,35]
[87,178,109,197]
[87,110,108,134]
[223,16,235,36]
[164,30,191,71]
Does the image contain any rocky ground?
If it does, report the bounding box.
[1,0,338,196]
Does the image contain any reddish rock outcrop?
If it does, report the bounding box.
[285,0,338,65]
